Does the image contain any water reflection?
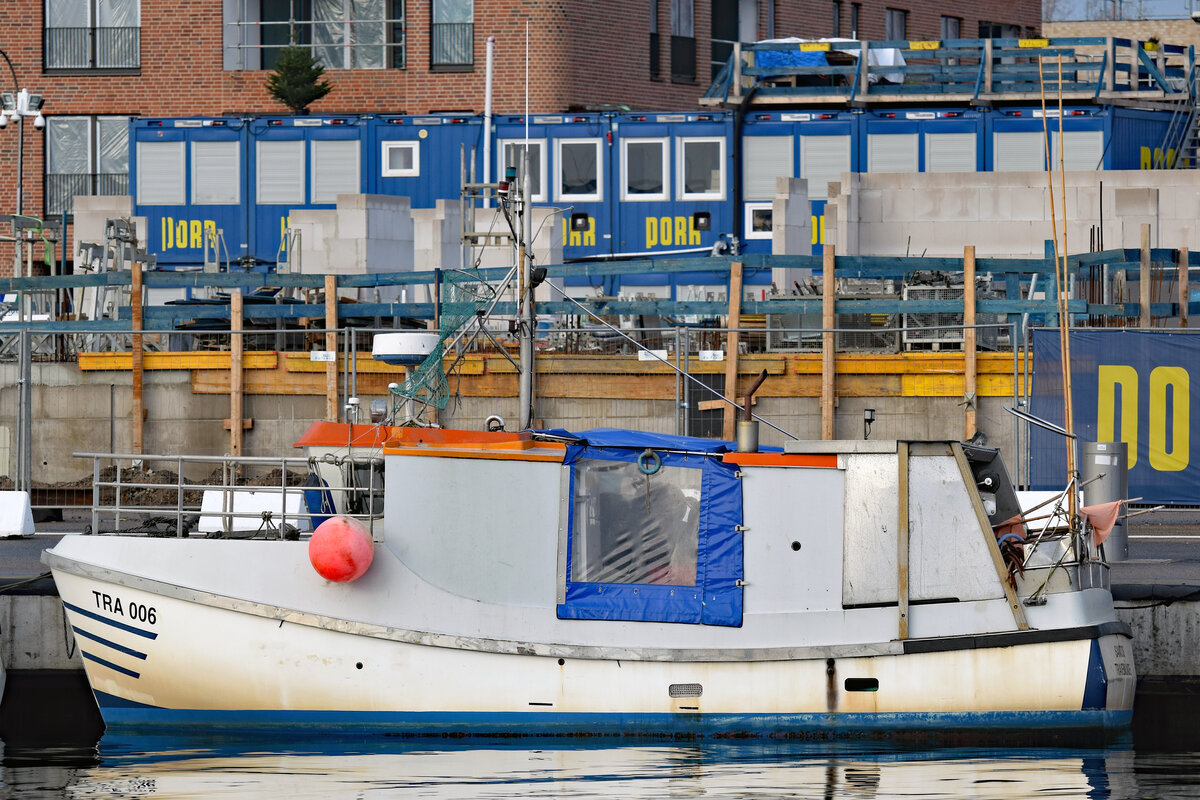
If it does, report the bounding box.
[9,735,1198,800]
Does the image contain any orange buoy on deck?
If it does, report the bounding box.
[308,516,374,582]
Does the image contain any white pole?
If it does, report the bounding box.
[483,36,494,207]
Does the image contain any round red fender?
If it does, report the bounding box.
[308,516,374,582]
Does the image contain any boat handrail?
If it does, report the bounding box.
[74,451,383,540]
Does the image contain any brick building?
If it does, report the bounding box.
[0,1,1041,272]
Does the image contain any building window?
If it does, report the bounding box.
[45,116,130,216]
[941,15,961,40]
[833,1,842,37]
[678,137,725,200]
[500,139,547,202]
[45,0,140,70]
[979,21,1020,39]
[650,0,661,80]
[556,139,602,202]
[431,0,473,69]
[381,141,419,177]
[885,8,907,41]
[744,203,772,239]
[622,139,669,201]
[850,3,860,38]
[671,0,695,83]
[227,1,405,71]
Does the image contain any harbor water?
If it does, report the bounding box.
[5,733,1200,799]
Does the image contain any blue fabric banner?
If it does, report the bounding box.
[1030,329,1198,504]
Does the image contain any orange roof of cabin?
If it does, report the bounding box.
[382,427,567,462]
[294,421,398,449]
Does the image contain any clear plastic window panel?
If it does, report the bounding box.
[625,141,665,195]
[570,458,701,587]
[682,139,721,195]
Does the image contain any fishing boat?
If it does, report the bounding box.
[42,419,1136,736]
[42,155,1134,738]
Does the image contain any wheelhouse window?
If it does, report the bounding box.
[45,0,140,70]
[570,459,700,586]
[622,138,669,201]
[556,438,744,627]
[500,140,546,202]
[679,137,725,200]
[556,139,602,202]
[381,141,419,177]
[432,0,473,69]
[224,0,405,71]
[46,116,130,216]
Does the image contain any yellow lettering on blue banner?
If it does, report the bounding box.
[908,41,940,50]
[810,214,826,245]
[799,42,831,52]
[1019,39,1049,48]
[1098,364,1139,467]
[1149,366,1189,471]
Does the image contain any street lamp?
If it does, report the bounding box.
[0,46,46,219]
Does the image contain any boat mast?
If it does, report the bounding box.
[518,148,535,429]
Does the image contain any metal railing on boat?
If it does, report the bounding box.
[73,451,383,540]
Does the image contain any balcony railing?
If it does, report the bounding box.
[45,27,141,70]
[431,22,473,68]
[46,173,130,216]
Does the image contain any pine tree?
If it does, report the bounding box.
[265,46,333,114]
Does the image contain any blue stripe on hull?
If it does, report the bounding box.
[93,693,1132,736]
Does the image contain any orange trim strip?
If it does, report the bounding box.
[722,452,838,468]
[384,445,566,463]
[293,421,398,449]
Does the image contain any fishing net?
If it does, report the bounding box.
[387,269,498,410]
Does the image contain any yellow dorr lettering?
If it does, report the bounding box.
[646,217,658,248]
[688,216,700,245]
[583,217,595,247]
[660,216,673,246]
[190,220,203,249]
[1149,366,1189,472]
[675,216,688,247]
[203,220,217,247]
[163,217,172,249]
[176,221,188,249]
[1098,365,1139,467]
[1140,146,1151,170]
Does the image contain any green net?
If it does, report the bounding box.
[387,269,497,411]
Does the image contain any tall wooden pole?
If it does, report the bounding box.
[1179,247,1189,329]
[230,290,244,457]
[131,260,144,455]
[1140,224,1152,329]
[325,275,339,422]
[722,261,744,441]
[964,245,977,440]
[821,245,836,440]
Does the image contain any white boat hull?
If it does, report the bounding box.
[49,557,1135,736]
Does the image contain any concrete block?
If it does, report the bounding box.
[0,492,34,537]
[858,189,885,223]
[1115,187,1158,217]
[337,208,369,240]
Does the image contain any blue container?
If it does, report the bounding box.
[367,114,483,208]
[130,117,250,267]
[741,110,859,256]
[247,115,367,267]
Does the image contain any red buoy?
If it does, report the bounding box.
[308,516,374,582]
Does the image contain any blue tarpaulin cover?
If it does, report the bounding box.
[552,431,745,627]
